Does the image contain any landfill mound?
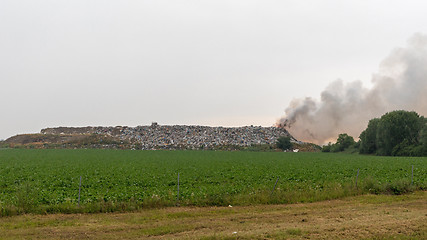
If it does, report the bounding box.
[3,123,303,150]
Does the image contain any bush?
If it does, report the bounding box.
[276,136,292,151]
[384,180,414,195]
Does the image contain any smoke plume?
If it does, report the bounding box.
[278,33,427,144]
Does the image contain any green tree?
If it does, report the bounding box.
[276,136,292,151]
[359,118,380,154]
[332,133,355,152]
[418,120,427,155]
[376,110,424,156]
[321,142,332,152]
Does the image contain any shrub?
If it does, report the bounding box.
[384,180,414,195]
[276,136,292,151]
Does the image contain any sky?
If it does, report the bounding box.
[1,0,427,141]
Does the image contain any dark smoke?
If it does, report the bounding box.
[278,33,427,144]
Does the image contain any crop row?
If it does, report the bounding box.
[0,149,426,215]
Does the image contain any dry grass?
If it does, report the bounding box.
[0,191,426,239]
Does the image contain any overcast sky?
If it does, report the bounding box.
[1,0,427,140]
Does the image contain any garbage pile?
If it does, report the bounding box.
[42,123,293,150]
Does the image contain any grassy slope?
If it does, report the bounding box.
[0,191,426,239]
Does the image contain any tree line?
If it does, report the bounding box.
[322,110,427,156]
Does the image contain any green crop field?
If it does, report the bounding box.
[0,149,426,216]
